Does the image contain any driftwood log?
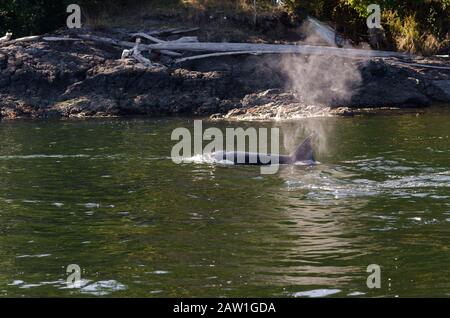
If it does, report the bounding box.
[43,37,79,41]
[130,32,165,43]
[172,36,199,43]
[136,27,199,36]
[45,34,450,71]
[175,51,263,63]
[1,35,41,45]
[121,38,167,68]
[78,34,411,59]
[129,33,182,57]
[147,41,412,59]
[78,34,181,57]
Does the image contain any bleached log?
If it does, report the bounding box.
[78,34,411,59]
[78,34,135,47]
[175,51,263,63]
[43,37,79,41]
[7,35,41,44]
[132,39,151,66]
[132,50,154,67]
[147,41,411,59]
[129,33,181,56]
[78,34,180,57]
[130,33,165,43]
[122,38,155,67]
[173,36,199,43]
[130,33,196,55]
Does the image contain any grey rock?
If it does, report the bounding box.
[430,80,450,102]
[0,30,449,119]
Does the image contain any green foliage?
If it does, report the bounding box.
[0,0,67,37]
[0,0,182,36]
[283,0,450,54]
[0,0,448,54]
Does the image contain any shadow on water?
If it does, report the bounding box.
[0,113,449,297]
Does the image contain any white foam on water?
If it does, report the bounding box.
[286,169,450,200]
[80,280,127,296]
[16,254,51,259]
[181,153,234,165]
[182,155,317,166]
[292,289,341,298]
[0,154,90,160]
[294,160,318,166]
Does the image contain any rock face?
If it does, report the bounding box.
[0,33,449,119]
[430,80,450,102]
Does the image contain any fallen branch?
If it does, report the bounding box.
[131,32,183,57]
[173,36,199,43]
[148,41,412,59]
[130,33,181,57]
[130,32,165,43]
[122,38,155,68]
[78,34,180,57]
[78,34,411,60]
[43,37,80,41]
[78,34,135,47]
[5,35,41,45]
[175,51,263,63]
[130,33,197,54]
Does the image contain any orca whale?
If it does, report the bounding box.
[213,135,315,165]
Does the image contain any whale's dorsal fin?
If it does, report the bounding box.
[290,135,315,162]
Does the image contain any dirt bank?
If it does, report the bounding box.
[0,28,449,120]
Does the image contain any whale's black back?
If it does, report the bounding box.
[213,135,314,166]
[214,152,292,165]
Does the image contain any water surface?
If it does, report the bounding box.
[0,112,449,297]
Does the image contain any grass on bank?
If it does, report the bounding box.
[77,0,450,56]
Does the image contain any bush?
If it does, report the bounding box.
[1,0,448,54]
[0,0,67,37]
[283,0,450,54]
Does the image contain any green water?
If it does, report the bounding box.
[0,112,449,297]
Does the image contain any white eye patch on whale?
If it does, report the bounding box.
[213,135,315,166]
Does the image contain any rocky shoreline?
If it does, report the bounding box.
[1,29,449,120]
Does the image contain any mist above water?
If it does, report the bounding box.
[281,54,363,107]
[276,21,366,155]
[282,18,364,107]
